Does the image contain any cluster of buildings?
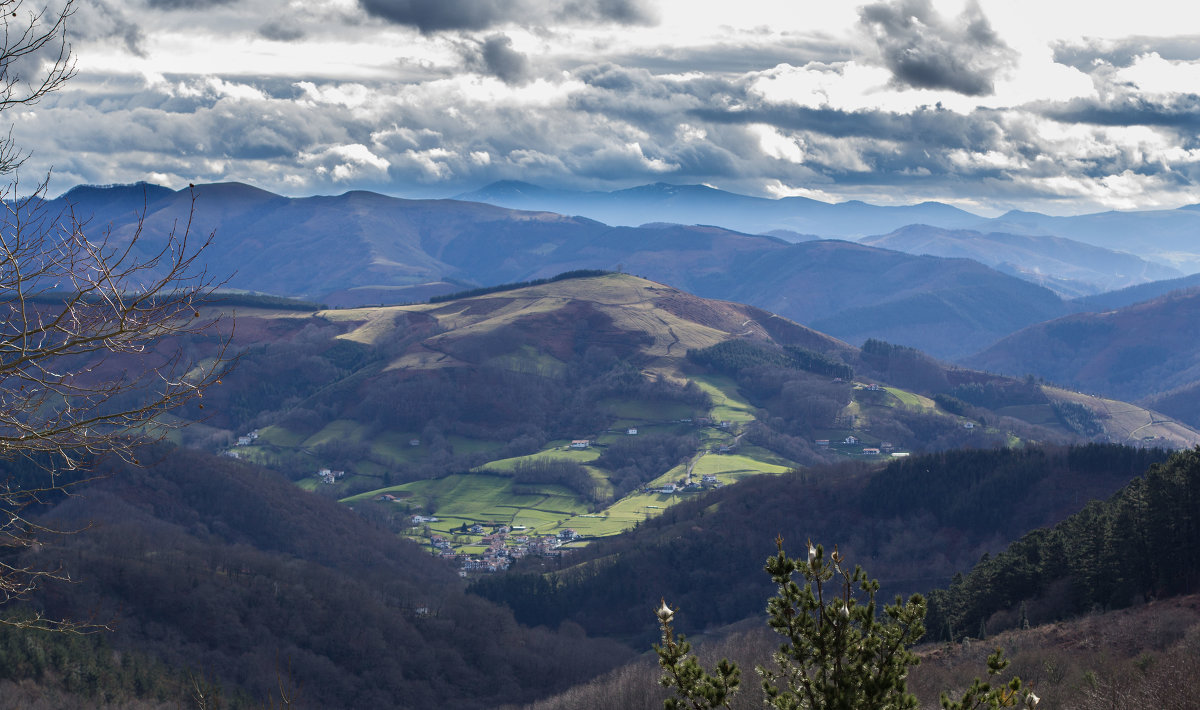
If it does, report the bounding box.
[224,429,262,458]
[645,472,723,495]
[419,521,582,574]
[318,468,346,484]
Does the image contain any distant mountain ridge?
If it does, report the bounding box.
[49,181,1075,360]
[457,180,986,238]
[458,180,1200,275]
[860,224,1181,297]
[964,287,1200,413]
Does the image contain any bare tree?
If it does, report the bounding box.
[0,0,229,629]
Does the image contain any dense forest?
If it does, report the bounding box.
[926,446,1200,641]
[469,444,1167,644]
[12,447,631,709]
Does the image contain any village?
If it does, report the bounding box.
[217,381,941,575]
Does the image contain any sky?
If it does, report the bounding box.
[10,0,1200,215]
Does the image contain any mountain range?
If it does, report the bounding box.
[53,181,1085,360]
[456,180,1200,274]
[965,286,1200,427]
[12,178,1200,708]
[860,224,1180,298]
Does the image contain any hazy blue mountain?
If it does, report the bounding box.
[860,224,1181,297]
[459,181,1200,273]
[456,180,986,237]
[51,182,1071,359]
[1071,272,1200,312]
[981,207,1200,271]
[963,287,1200,402]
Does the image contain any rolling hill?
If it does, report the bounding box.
[157,274,1200,566]
[49,181,1075,359]
[963,287,1200,411]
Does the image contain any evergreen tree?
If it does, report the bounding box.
[656,539,1038,710]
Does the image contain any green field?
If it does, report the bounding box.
[691,374,756,424]
[322,361,797,548]
[598,397,697,423]
[883,387,936,411]
[478,446,601,472]
[691,452,790,483]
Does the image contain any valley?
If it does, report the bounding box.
[160,273,1200,578]
[9,237,1200,709]
[10,5,1200,708]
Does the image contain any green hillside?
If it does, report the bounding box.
[173,274,1200,572]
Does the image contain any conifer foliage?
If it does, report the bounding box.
[656,539,1038,710]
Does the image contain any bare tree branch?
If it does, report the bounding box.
[0,0,230,627]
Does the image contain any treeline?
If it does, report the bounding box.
[509,459,601,503]
[1052,400,1104,436]
[948,377,1047,409]
[428,270,612,303]
[858,338,951,392]
[593,433,699,498]
[925,446,1200,641]
[861,445,1167,537]
[211,292,325,311]
[687,340,853,380]
[469,444,1158,644]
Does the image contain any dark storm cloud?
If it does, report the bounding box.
[469,34,530,84]
[357,0,653,34]
[1037,94,1200,131]
[1052,36,1200,71]
[859,0,1015,96]
[74,1,145,56]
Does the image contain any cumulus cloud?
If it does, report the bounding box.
[74,1,146,56]
[859,0,1016,96]
[357,0,654,34]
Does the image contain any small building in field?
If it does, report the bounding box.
[627,428,638,435]
[570,439,591,449]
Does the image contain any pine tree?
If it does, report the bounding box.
[655,539,1039,710]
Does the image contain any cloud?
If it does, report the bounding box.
[258,20,306,42]
[357,0,654,34]
[858,0,1015,96]
[74,1,146,56]
[469,34,530,84]
[146,0,236,9]
[1052,36,1200,72]
[1037,94,1200,132]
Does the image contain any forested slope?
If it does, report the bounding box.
[926,446,1200,640]
[17,447,630,709]
[470,444,1167,644]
